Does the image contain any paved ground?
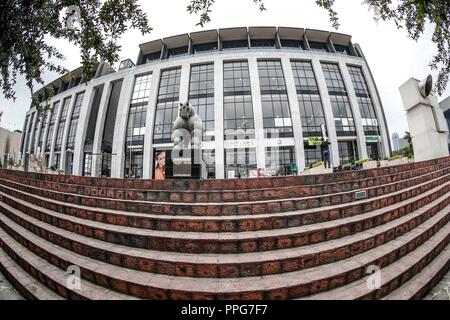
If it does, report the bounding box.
[424,270,450,300]
[0,271,23,300]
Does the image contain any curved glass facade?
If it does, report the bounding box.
[22,27,390,178]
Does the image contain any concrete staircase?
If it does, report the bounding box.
[0,157,449,300]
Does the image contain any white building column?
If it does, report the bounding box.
[143,69,161,179]
[27,111,38,155]
[91,82,114,177]
[281,57,305,172]
[21,112,33,167]
[361,63,390,159]
[73,85,96,176]
[59,94,78,171]
[49,96,69,167]
[179,62,191,103]
[34,114,44,155]
[40,104,54,158]
[339,62,368,160]
[248,57,266,171]
[311,58,340,166]
[214,58,225,179]
[19,113,29,165]
[111,72,134,178]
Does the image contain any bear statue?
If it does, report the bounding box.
[171,101,206,179]
[172,101,203,148]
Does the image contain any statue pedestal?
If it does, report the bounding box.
[165,149,203,180]
[399,77,449,162]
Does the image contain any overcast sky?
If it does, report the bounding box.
[1,0,448,142]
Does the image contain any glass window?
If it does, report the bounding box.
[144,51,161,63]
[250,39,276,48]
[66,92,85,153]
[334,44,351,55]
[308,41,329,52]
[366,142,379,160]
[291,61,327,137]
[258,60,293,138]
[280,39,304,49]
[348,65,380,135]
[83,152,92,176]
[45,102,60,152]
[223,61,255,140]
[167,46,188,58]
[321,63,356,136]
[225,148,257,178]
[304,144,322,167]
[20,115,30,154]
[30,114,39,154]
[38,111,49,152]
[125,74,152,178]
[265,146,295,177]
[153,68,181,144]
[338,140,358,164]
[54,97,71,151]
[53,152,60,168]
[222,40,248,50]
[189,63,215,142]
[193,42,218,53]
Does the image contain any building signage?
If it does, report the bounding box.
[307,136,323,147]
[224,139,256,149]
[365,136,379,142]
[126,145,143,152]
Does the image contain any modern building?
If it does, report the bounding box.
[0,127,22,167]
[440,96,450,151]
[19,26,391,179]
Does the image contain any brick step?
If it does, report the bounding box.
[2,170,449,234]
[3,157,448,192]
[0,179,449,255]
[302,226,450,300]
[0,228,138,300]
[0,190,449,279]
[0,170,448,237]
[0,202,449,299]
[1,168,449,226]
[1,161,448,203]
[1,164,449,215]
[383,246,450,300]
[0,246,61,300]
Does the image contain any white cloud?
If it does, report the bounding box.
[1,0,448,140]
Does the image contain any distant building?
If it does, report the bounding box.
[439,96,450,151]
[392,132,400,151]
[0,127,22,167]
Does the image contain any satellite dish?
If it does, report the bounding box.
[418,74,433,98]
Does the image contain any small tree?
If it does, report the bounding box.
[8,157,15,169]
[403,131,414,159]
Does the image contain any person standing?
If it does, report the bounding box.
[321,139,332,169]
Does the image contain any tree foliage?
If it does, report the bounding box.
[188,0,449,96]
[0,0,448,111]
[0,0,151,108]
